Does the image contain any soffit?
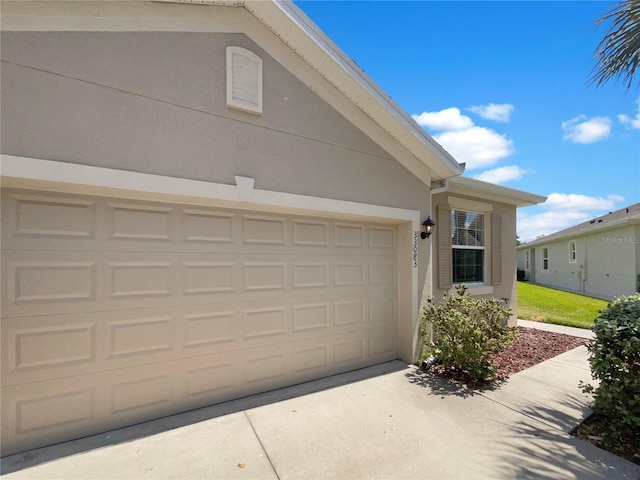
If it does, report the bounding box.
[444,176,547,208]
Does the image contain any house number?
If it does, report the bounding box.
[413,231,418,268]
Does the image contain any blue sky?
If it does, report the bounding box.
[293,0,640,242]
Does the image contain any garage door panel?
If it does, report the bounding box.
[334,298,367,326]
[107,201,176,243]
[370,295,397,326]
[3,190,397,255]
[2,253,396,318]
[368,226,396,249]
[3,318,97,378]
[333,337,366,365]
[292,343,330,375]
[2,377,100,456]
[369,326,397,360]
[181,208,236,244]
[292,302,330,333]
[183,261,236,296]
[2,327,396,456]
[242,214,287,246]
[3,293,391,388]
[4,259,98,308]
[2,192,97,241]
[1,188,400,455]
[292,219,330,246]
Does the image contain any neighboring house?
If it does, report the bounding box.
[517,203,640,299]
[0,0,544,455]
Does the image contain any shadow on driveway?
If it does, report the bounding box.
[1,361,408,475]
[404,366,508,399]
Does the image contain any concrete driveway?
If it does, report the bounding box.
[2,346,639,479]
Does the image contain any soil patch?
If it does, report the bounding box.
[575,413,640,465]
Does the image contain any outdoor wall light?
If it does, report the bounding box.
[421,216,436,239]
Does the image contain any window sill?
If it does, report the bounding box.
[451,284,493,296]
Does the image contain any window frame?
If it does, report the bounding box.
[451,208,486,285]
[568,240,577,264]
[542,246,550,272]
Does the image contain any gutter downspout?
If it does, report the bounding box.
[426,178,452,344]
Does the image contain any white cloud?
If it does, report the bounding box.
[433,126,515,169]
[468,103,514,122]
[412,105,516,169]
[472,165,529,184]
[618,96,640,129]
[561,115,611,144]
[542,193,622,211]
[517,193,624,242]
[412,107,473,131]
[518,210,591,242]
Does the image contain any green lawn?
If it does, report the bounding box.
[516,282,609,329]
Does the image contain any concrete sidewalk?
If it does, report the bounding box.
[517,318,595,339]
[2,324,639,479]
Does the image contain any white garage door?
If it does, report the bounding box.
[1,188,399,455]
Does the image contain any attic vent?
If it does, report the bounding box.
[226,46,262,115]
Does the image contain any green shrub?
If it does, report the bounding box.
[420,284,518,382]
[582,294,640,450]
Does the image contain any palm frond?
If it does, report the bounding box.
[590,0,640,89]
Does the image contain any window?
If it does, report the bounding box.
[542,247,549,271]
[452,209,484,283]
[568,240,577,263]
[526,250,529,269]
[226,46,263,114]
[437,199,498,294]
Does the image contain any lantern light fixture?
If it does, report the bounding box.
[421,216,436,239]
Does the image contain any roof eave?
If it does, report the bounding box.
[517,217,640,248]
[445,176,546,207]
[243,0,464,181]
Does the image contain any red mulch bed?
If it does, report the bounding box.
[492,326,586,377]
[430,326,586,387]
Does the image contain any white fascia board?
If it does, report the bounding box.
[0,155,421,229]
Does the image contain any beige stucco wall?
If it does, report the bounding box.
[1,31,430,209]
[431,193,518,325]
